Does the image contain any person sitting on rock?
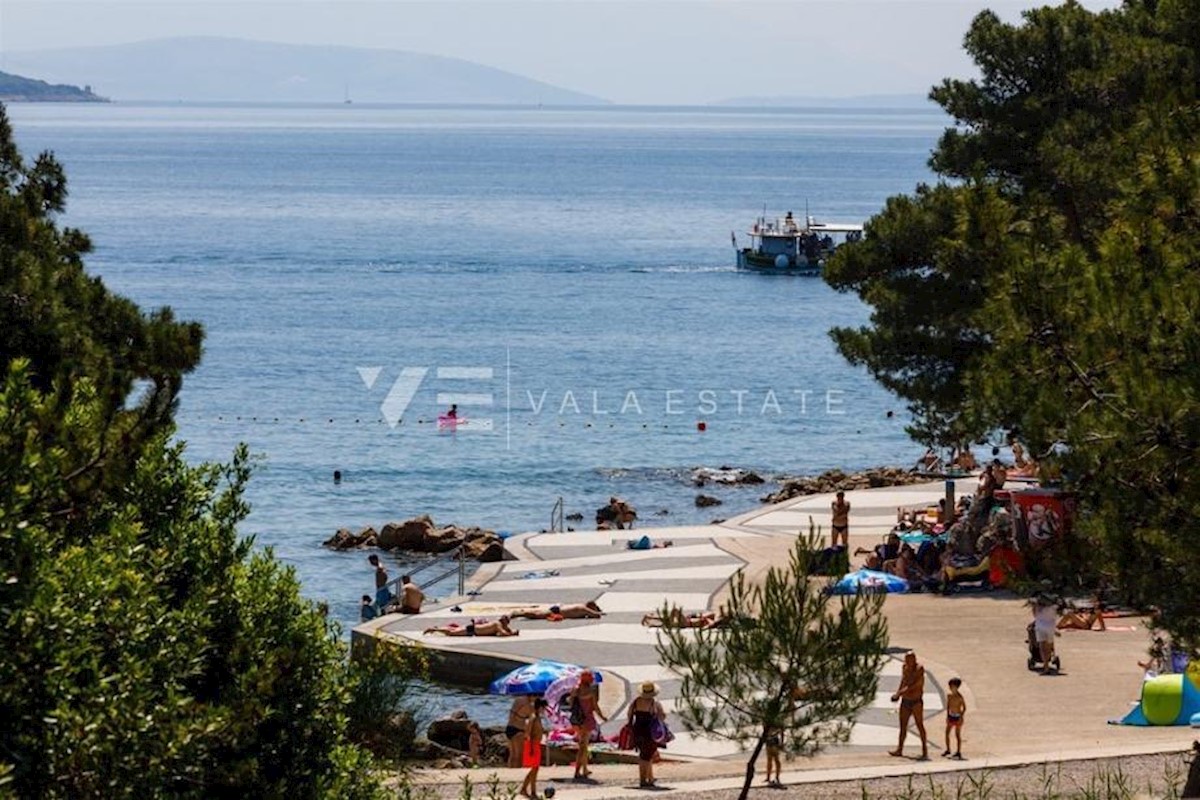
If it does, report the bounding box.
[596,496,637,529]
[424,615,520,637]
[510,601,604,620]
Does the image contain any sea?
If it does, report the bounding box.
[8,101,948,723]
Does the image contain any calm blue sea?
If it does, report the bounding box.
[8,101,946,720]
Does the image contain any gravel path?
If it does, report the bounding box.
[407,751,1198,800]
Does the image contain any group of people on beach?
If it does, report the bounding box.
[505,674,668,796]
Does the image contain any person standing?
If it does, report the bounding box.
[519,698,548,799]
[889,651,929,760]
[830,491,850,548]
[1032,596,1059,673]
[942,677,966,759]
[506,695,535,767]
[569,671,607,781]
[628,682,666,788]
[368,554,392,612]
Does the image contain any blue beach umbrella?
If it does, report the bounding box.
[830,568,909,595]
[488,660,603,696]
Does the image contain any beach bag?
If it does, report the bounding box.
[650,718,674,746]
[617,723,634,750]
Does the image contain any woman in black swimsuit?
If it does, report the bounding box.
[506,695,534,767]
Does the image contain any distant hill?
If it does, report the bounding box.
[711,93,936,110]
[0,70,107,102]
[3,37,608,105]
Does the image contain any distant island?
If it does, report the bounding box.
[3,37,606,105]
[711,93,936,110]
[0,70,107,102]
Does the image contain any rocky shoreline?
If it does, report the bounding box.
[759,466,931,504]
[323,515,506,562]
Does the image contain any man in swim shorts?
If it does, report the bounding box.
[889,651,928,760]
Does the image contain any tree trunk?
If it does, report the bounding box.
[1183,741,1200,799]
[738,736,767,800]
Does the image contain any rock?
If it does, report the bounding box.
[655,508,670,516]
[322,527,375,550]
[695,494,723,507]
[378,515,435,550]
[710,518,726,524]
[565,512,583,521]
[759,466,931,504]
[424,525,465,553]
[428,712,472,750]
[330,514,505,561]
[463,537,506,562]
[693,466,767,486]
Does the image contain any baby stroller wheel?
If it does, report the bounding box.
[1027,656,1037,671]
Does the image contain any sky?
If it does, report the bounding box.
[1,0,1117,105]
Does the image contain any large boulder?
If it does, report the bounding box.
[378,515,435,550]
[321,526,377,550]
[695,494,723,507]
[469,539,506,562]
[424,525,466,554]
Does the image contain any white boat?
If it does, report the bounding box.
[733,212,863,275]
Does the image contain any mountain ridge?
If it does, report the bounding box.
[3,37,608,105]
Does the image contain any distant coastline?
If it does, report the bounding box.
[0,70,108,102]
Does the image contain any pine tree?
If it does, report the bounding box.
[654,533,888,800]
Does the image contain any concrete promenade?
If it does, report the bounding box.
[355,477,1195,794]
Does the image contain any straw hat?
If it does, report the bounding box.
[639,681,658,697]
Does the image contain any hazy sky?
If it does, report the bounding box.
[2,1,1116,104]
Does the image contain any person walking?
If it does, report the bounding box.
[519,698,548,799]
[628,681,666,788]
[830,491,851,548]
[889,651,929,760]
[569,671,606,780]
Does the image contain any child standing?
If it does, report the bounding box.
[467,722,483,766]
[519,699,548,799]
[942,677,966,759]
[763,726,783,787]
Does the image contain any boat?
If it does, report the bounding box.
[733,212,863,275]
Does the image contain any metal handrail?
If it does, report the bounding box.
[550,496,564,533]
[381,545,466,602]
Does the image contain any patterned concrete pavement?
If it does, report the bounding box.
[360,480,971,761]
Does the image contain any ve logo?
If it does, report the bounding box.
[357,366,495,430]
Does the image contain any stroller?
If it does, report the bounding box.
[1025,622,1062,673]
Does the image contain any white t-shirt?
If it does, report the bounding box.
[1033,605,1057,634]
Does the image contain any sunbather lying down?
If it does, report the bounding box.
[424,616,520,637]
[641,609,724,629]
[509,601,603,620]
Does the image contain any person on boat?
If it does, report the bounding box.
[784,211,797,232]
[446,404,458,420]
